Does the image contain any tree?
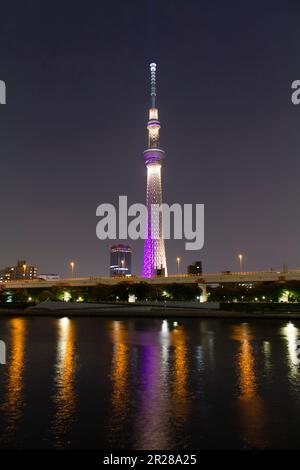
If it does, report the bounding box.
[0,287,7,303]
[89,284,115,302]
[69,287,88,302]
[132,282,156,301]
[12,288,29,303]
[113,282,133,301]
[164,283,201,301]
[37,290,55,302]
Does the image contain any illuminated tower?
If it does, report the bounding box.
[142,63,168,277]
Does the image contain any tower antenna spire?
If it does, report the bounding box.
[150,62,157,108]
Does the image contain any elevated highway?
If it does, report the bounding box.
[2,270,299,290]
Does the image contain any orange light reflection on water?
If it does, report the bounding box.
[1,318,26,440]
[52,317,77,448]
[232,324,268,449]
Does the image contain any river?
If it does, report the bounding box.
[0,316,299,449]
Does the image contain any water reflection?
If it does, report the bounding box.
[2,317,300,449]
[172,325,188,425]
[199,321,215,373]
[134,321,172,450]
[108,320,190,449]
[263,341,271,375]
[160,320,170,379]
[0,318,26,442]
[281,322,300,380]
[52,317,77,448]
[109,321,129,441]
[136,344,165,449]
[232,323,268,449]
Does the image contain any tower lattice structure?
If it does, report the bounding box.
[142,63,168,277]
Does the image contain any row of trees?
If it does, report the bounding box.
[2,281,300,304]
[208,281,300,303]
[0,282,202,303]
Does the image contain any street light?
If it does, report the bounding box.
[176,257,181,275]
[70,261,75,278]
[120,259,125,276]
[23,264,27,278]
[238,254,243,272]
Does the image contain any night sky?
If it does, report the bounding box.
[0,0,300,277]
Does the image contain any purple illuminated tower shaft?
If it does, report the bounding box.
[142,63,168,277]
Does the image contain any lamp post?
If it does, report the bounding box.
[176,257,181,275]
[23,264,26,278]
[238,254,243,272]
[70,261,75,278]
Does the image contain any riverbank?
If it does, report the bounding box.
[1,301,300,319]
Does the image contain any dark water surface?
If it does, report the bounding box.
[0,316,300,449]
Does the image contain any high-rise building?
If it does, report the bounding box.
[187,261,202,275]
[142,63,167,277]
[110,244,132,277]
[0,260,38,282]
